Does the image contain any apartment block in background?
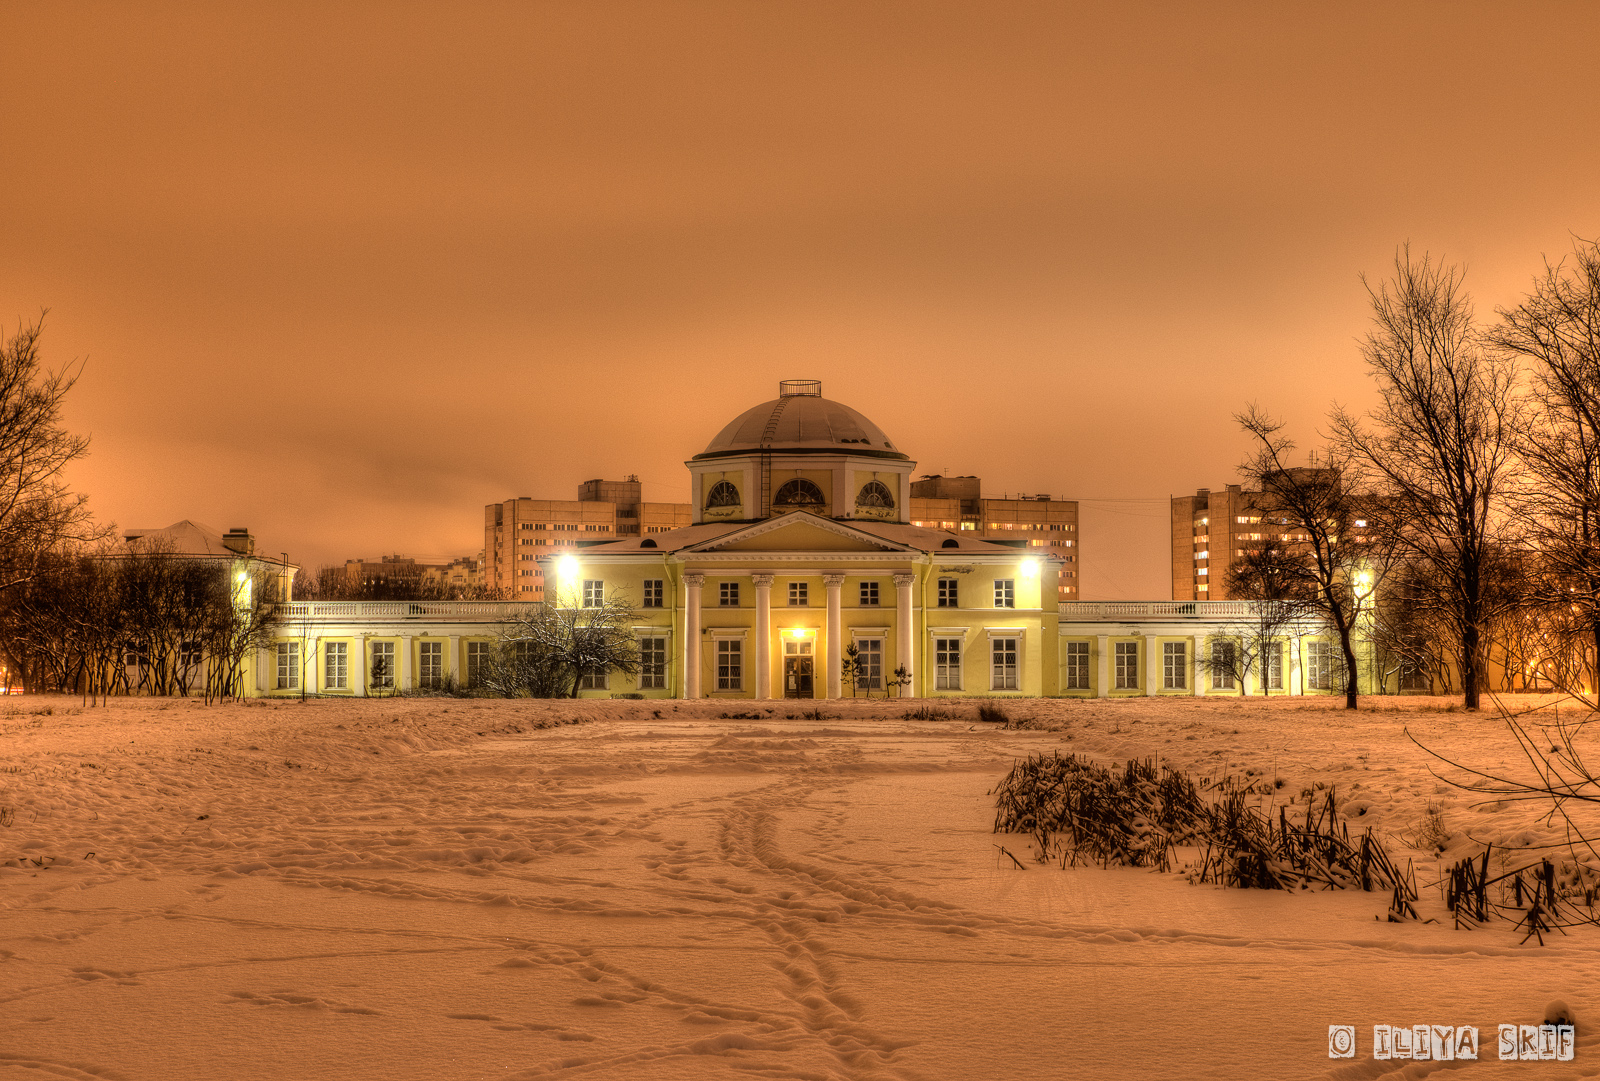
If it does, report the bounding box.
[484,476,692,600]
[908,475,1081,601]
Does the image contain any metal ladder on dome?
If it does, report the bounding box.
[758,397,792,519]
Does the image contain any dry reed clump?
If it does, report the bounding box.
[976,702,1011,726]
[902,705,961,722]
[991,752,1410,898]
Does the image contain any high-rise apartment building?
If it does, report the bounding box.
[908,475,1081,600]
[484,476,692,599]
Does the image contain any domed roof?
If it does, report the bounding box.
[695,380,909,461]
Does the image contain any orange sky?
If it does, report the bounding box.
[3,2,1598,597]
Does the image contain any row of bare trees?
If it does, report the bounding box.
[1227,238,1600,710]
[0,542,279,701]
[293,563,504,602]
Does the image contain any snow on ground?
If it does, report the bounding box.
[2,692,1599,1080]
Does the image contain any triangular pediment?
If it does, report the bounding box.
[685,512,916,553]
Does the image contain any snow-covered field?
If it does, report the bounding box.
[3,693,1598,1080]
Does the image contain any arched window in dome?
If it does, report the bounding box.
[856,480,895,510]
[705,481,741,509]
[773,478,826,508]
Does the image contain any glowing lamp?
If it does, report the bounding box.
[1021,558,1041,577]
[556,554,580,581]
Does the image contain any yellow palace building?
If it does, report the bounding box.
[541,380,1065,699]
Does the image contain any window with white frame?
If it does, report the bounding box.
[275,642,299,690]
[582,580,604,608]
[859,581,879,606]
[856,638,883,691]
[370,641,394,688]
[1264,640,1284,691]
[991,637,1019,690]
[638,637,666,689]
[324,641,348,690]
[1163,641,1186,690]
[935,638,962,690]
[1307,640,1332,690]
[1212,640,1237,690]
[642,579,663,608]
[578,667,608,690]
[937,578,958,607]
[994,579,1015,608]
[1399,660,1428,691]
[179,640,202,669]
[1064,641,1090,689]
[720,582,740,606]
[716,639,742,690]
[419,640,443,689]
[466,641,489,688]
[1114,641,1139,689]
[788,581,808,606]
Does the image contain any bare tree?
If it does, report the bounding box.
[1490,237,1600,702]
[0,315,98,594]
[487,596,640,698]
[1235,409,1395,708]
[1331,247,1518,709]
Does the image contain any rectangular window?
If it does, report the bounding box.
[937,578,958,607]
[716,640,742,690]
[179,640,202,668]
[275,642,299,690]
[639,637,667,689]
[935,638,962,690]
[371,641,394,688]
[991,637,1019,690]
[324,641,348,690]
[419,640,443,689]
[466,641,489,688]
[856,639,883,691]
[1264,641,1284,691]
[788,581,808,606]
[1399,661,1428,691]
[1308,640,1332,690]
[1212,640,1237,690]
[1163,641,1186,690]
[578,669,608,690]
[720,582,740,606]
[582,580,604,608]
[642,579,663,608]
[859,580,879,606]
[1114,641,1138,690]
[1064,641,1089,690]
[994,579,1015,608]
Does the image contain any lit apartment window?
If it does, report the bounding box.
[419,640,443,689]
[788,581,808,605]
[960,522,976,531]
[371,641,394,687]
[716,640,742,690]
[856,639,883,690]
[1114,641,1138,689]
[324,641,348,690]
[937,578,958,607]
[275,642,299,690]
[994,579,1015,608]
[859,581,879,606]
[466,641,489,688]
[935,637,962,690]
[1064,641,1089,689]
[582,580,604,608]
[638,637,666,689]
[991,637,1019,690]
[720,582,739,606]
[1162,641,1186,690]
[643,579,663,608]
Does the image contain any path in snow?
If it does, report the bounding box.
[1,695,1598,1080]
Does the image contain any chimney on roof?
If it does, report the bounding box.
[222,528,254,556]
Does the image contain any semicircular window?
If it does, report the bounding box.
[705,480,741,509]
[855,480,895,510]
[773,479,826,508]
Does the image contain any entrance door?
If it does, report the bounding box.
[783,640,814,698]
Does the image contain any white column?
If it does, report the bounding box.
[1145,633,1159,696]
[1290,636,1302,696]
[683,574,703,699]
[257,644,271,694]
[752,574,773,699]
[355,635,369,698]
[309,635,321,694]
[399,634,413,693]
[1191,635,1204,696]
[1096,634,1109,698]
[447,634,461,684]
[893,573,915,698]
[824,573,844,699]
